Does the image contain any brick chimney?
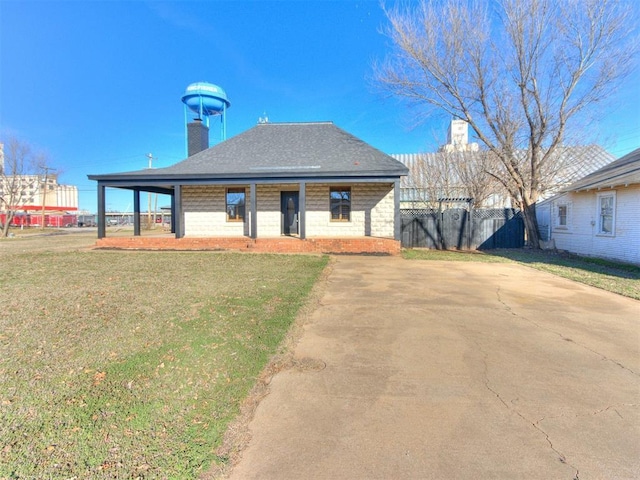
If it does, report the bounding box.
[187,119,209,156]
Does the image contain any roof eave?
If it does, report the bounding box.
[89,169,408,183]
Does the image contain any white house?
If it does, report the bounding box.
[88,121,408,254]
[536,148,640,265]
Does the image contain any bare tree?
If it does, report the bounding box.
[402,150,503,208]
[376,0,636,247]
[402,153,460,207]
[0,137,51,237]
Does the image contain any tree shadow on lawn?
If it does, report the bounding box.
[486,248,640,280]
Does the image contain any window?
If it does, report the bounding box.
[330,187,351,221]
[557,205,567,227]
[226,187,245,222]
[597,193,615,235]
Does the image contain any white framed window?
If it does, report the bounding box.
[554,202,571,229]
[226,187,246,222]
[330,186,351,222]
[557,204,568,227]
[597,192,616,235]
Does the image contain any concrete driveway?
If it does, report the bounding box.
[225,255,640,480]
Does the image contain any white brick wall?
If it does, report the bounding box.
[550,186,640,265]
[183,185,247,236]
[181,182,397,239]
[305,183,395,237]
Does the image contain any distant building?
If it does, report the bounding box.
[0,143,79,226]
[0,174,78,211]
[439,119,479,153]
[393,121,614,208]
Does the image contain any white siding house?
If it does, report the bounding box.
[536,148,640,265]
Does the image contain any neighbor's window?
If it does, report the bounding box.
[330,187,351,221]
[597,193,615,235]
[226,187,246,222]
[557,204,568,227]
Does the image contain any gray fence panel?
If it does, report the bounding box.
[401,208,524,250]
[401,209,439,248]
[441,208,471,250]
[473,209,524,249]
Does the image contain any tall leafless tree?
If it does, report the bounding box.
[376,0,636,247]
[0,137,52,237]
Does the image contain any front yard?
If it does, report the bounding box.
[0,244,328,478]
[2,231,637,478]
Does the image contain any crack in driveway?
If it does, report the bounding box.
[475,340,580,475]
[496,286,639,377]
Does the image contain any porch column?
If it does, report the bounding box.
[97,183,106,239]
[174,184,184,238]
[170,190,176,233]
[133,189,141,236]
[250,183,257,239]
[299,181,306,239]
[394,179,401,241]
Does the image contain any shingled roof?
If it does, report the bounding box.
[562,147,640,192]
[89,122,408,182]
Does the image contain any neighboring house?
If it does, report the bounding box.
[88,121,408,253]
[536,147,640,265]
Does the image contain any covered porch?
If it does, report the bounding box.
[89,122,409,254]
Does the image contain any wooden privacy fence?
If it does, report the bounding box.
[400,208,524,250]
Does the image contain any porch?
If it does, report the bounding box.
[94,234,401,255]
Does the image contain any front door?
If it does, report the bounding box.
[281,191,299,235]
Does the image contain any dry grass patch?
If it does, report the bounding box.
[403,248,640,300]
[0,247,328,478]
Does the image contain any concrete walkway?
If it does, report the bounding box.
[225,256,640,479]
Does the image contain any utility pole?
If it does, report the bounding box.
[40,167,54,230]
[146,153,154,229]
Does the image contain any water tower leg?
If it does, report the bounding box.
[222,103,227,141]
[184,105,189,157]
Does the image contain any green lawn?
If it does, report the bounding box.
[0,247,328,478]
[403,248,640,300]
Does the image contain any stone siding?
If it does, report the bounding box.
[181,182,396,239]
[306,183,394,237]
[182,185,247,236]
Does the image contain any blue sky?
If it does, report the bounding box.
[1,0,638,213]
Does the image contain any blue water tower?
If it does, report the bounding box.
[181,82,230,155]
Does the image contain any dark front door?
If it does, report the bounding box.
[281,192,299,235]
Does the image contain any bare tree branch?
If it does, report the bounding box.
[375,0,636,247]
[0,137,53,237]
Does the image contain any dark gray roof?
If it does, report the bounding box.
[89,122,408,183]
[563,147,640,192]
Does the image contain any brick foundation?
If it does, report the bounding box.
[94,235,401,255]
